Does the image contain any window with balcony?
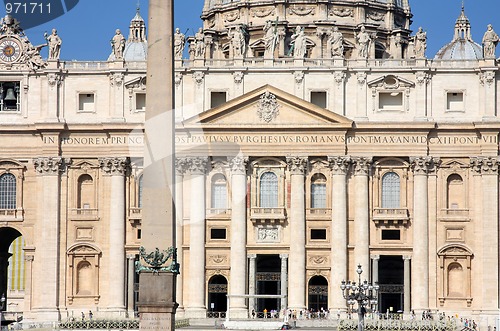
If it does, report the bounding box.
[310,174,327,209]
[0,173,16,209]
[211,174,227,211]
[381,172,400,208]
[260,172,278,208]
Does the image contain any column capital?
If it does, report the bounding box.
[127,254,137,260]
[403,255,412,261]
[187,156,209,175]
[371,255,380,260]
[99,157,130,176]
[228,155,248,175]
[175,157,191,176]
[33,157,68,175]
[286,156,308,175]
[410,156,435,175]
[328,156,351,175]
[470,156,500,175]
[279,254,289,259]
[352,157,372,176]
[248,254,257,259]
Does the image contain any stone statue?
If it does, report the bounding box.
[230,26,246,57]
[414,27,427,58]
[328,26,344,57]
[355,26,371,59]
[44,28,62,60]
[194,28,206,58]
[174,28,185,59]
[111,29,126,60]
[263,20,278,58]
[290,26,307,58]
[482,24,499,59]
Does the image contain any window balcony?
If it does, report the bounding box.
[438,208,470,222]
[250,207,286,224]
[0,208,23,222]
[69,208,99,221]
[128,207,142,224]
[372,208,409,226]
[206,208,231,219]
[306,208,331,220]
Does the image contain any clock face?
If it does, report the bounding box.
[0,38,22,63]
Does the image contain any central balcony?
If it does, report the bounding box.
[250,207,286,224]
[372,208,410,226]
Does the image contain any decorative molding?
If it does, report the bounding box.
[233,71,244,84]
[99,157,130,176]
[192,71,205,86]
[328,156,351,175]
[357,72,367,85]
[329,7,353,17]
[175,157,191,176]
[286,156,308,175]
[209,254,227,265]
[229,155,248,174]
[175,73,183,87]
[257,91,280,123]
[187,157,209,175]
[250,7,275,18]
[470,156,500,175]
[409,156,433,175]
[257,227,279,242]
[366,10,385,21]
[294,71,304,84]
[352,157,372,176]
[334,72,346,85]
[224,10,240,22]
[288,5,315,16]
[479,71,495,86]
[47,73,63,87]
[109,73,124,87]
[416,72,430,86]
[309,256,328,265]
[33,157,65,175]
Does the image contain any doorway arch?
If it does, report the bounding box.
[0,227,23,310]
[308,275,328,312]
[208,275,227,313]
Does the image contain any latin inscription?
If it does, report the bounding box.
[140,315,172,331]
[43,136,144,145]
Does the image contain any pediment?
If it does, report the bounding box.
[367,75,415,89]
[182,85,353,128]
[125,76,146,89]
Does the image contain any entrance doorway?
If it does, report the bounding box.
[308,276,328,312]
[0,227,23,312]
[256,255,281,313]
[208,275,228,313]
[378,255,404,314]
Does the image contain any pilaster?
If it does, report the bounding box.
[353,157,371,275]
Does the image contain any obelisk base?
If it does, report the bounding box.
[138,272,178,331]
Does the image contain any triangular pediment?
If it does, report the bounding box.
[182,85,353,129]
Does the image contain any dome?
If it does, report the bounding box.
[434,6,483,60]
[204,0,407,10]
[108,7,147,61]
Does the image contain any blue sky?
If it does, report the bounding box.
[15,0,500,61]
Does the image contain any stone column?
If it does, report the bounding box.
[228,155,248,318]
[127,255,136,315]
[403,256,411,313]
[371,255,380,285]
[100,157,129,313]
[32,157,64,321]
[187,157,208,318]
[248,254,257,313]
[328,156,350,309]
[175,158,190,315]
[471,157,499,310]
[410,156,431,311]
[280,254,288,310]
[286,156,308,311]
[353,157,372,275]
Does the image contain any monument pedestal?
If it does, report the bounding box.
[138,272,178,331]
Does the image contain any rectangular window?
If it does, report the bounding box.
[447,92,464,111]
[210,91,227,108]
[79,93,95,112]
[381,229,400,240]
[311,183,326,208]
[379,92,403,111]
[137,229,142,240]
[135,93,146,112]
[311,91,327,108]
[210,228,227,240]
[311,229,327,240]
[0,82,20,112]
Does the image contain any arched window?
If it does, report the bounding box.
[382,172,400,208]
[260,172,278,208]
[138,175,143,208]
[311,173,327,209]
[0,173,16,209]
[211,174,227,209]
[77,174,94,209]
[447,174,463,209]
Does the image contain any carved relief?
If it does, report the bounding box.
[251,7,275,18]
[187,157,209,175]
[257,227,279,242]
[233,71,244,84]
[286,156,308,175]
[193,71,205,86]
[328,156,351,175]
[357,72,367,85]
[470,156,500,175]
[229,155,248,174]
[416,72,430,86]
[289,5,315,16]
[329,7,353,17]
[47,73,63,87]
[175,73,183,87]
[294,71,304,84]
[208,254,227,265]
[99,157,130,176]
[479,71,495,86]
[33,157,64,175]
[175,157,191,176]
[334,72,346,85]
[410,156,433,175]
[224,11,240,23]
[309,255,328,265]
[352,157,372,176]
[109,73,124,87]
[257,91,280,123]
[366,10,385,21]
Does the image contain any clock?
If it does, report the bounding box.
[0,38,22,63]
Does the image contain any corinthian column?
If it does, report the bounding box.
[228,155,248,318]
[286,156,308,311]
[32,157,65,321]
[353,157,371,275]
[409,156,432,311]
[175,158,190,315]
[187,157,208,318]
[100,157,129,313]
[470,157,499,310]
[328,156,350,309]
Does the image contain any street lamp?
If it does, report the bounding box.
[340,264,379,331]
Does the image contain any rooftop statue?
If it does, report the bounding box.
[355,26,371,59]
[414,27,427,58]
[111,29,126,60]
[44,29,62,60]
[194,28,206,59]
[482,24,499,59]
[290,26,307,58]
[230,25,246,57]
[174,28,186,59]
[328,26,344,58]
[263,20,278,58]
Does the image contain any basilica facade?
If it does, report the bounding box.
[1,0,500,327]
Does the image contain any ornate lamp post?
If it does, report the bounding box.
[340,264,379,331]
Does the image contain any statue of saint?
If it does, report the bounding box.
[230,26,245,57]
[263,21,278,58]
[111,29,126,60]
[174,28,185,59]
[328,26,344,57]
[44,28,62,60]
[355,26,371,59]
[194,28,206,58]
[414,27,427,58]
[290,26,307,58]
[482,24,499,59]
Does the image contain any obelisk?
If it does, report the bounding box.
[137,1,178,330]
